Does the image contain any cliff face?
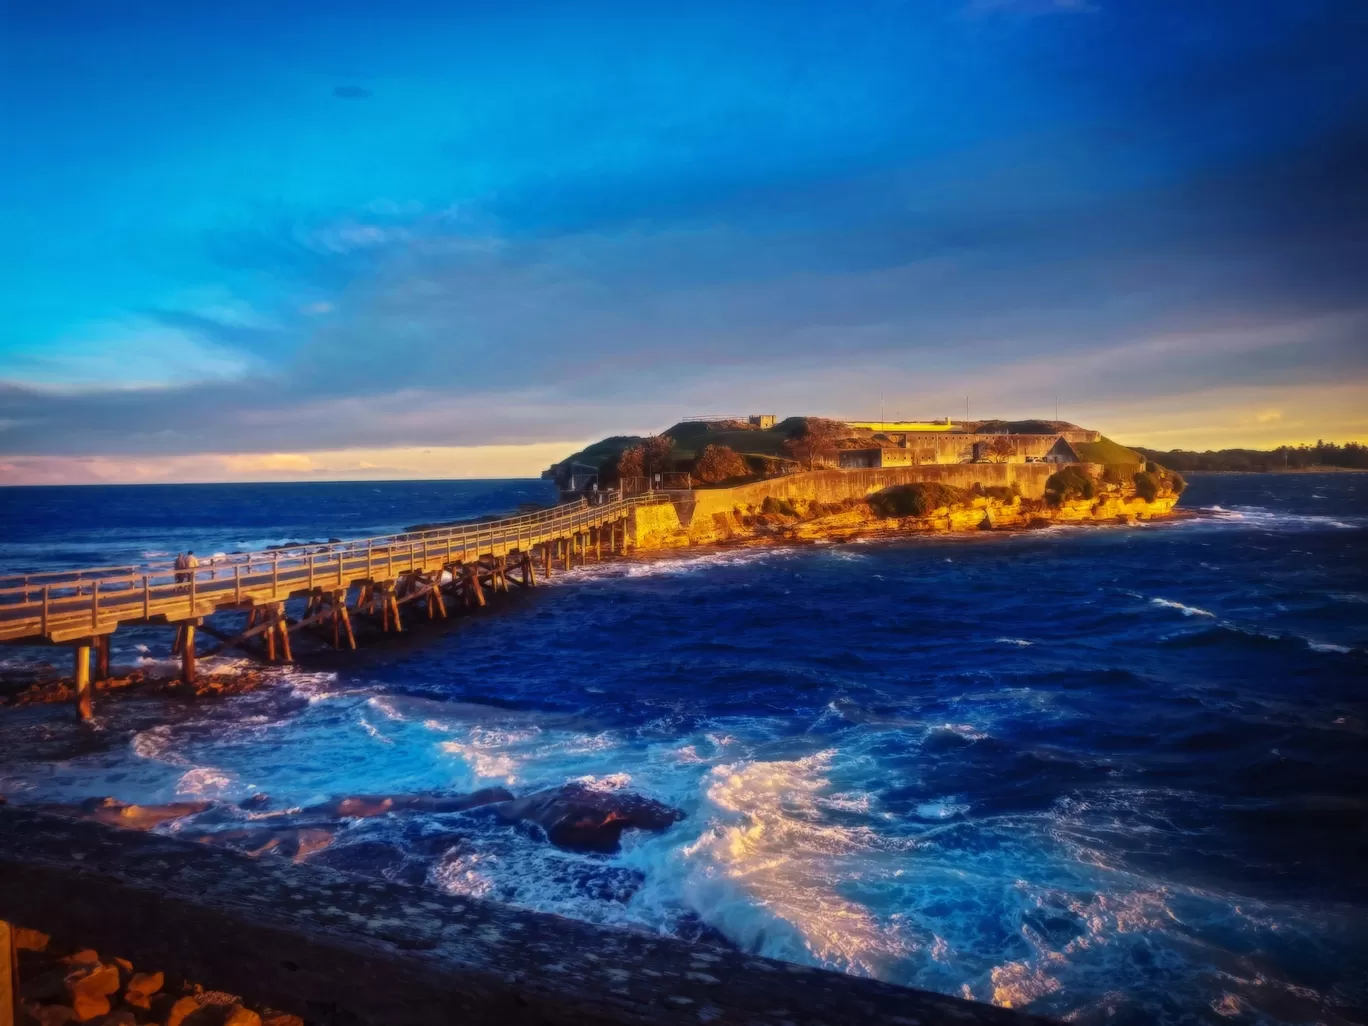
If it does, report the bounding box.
[629,474,1182,550]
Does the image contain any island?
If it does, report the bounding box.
[544,414,1187,549]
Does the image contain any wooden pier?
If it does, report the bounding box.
[0,495,667,719]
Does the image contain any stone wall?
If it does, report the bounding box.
[687,463,1058,525]
[625,464,1180,549]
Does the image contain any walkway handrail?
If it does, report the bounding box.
[0,493,670,614]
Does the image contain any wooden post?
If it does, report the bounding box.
[339,600,357,650]
[523,553,537,587]
[563,536,571,572]
[277,614,293,661]
[94,634,110,682]
[181,624,197,684]
[0,918,16,1026]
[75,644,93,721]
[595,527,602,561]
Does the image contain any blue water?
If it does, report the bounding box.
[1,474,1366,1024]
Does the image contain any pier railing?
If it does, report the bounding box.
[0,493,669,644]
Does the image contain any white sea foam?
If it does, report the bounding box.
[995,637,1034,647]
[1150,597,1215,617]
[624,749,920,979]
[1307,640,1352,654]
[914,801,968,819]
[176,766,237,799]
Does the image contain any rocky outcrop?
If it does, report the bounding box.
[301,786,513,819]
[27,797,211,831]
[495,783,685,852]
[13,929,301,1026]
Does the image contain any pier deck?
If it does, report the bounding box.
[0,494,668,716]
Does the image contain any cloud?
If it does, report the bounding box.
[0,442,589,486]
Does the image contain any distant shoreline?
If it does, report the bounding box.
[1184,467,1368,475]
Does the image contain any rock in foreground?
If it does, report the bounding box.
[496,783,684,852]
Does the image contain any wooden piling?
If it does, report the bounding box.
[94,634,110,682]
[0,919,16,1026]
[338,597,357,650]
[74,644,92,721]
[180,624,196,684]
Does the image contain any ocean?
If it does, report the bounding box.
[1,473,1365,1024]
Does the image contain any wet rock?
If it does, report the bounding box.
[188,826,334,860]
[15,926,50,951]
[260,1014,304,1026]
[302,787,514,820]
[305,840,407,877]
[223,1005,263,1026]
[126,970,164,1004]
[166,996,201,1026]
[65,961,120,1021]
[30,798,212,832]
[495,783,685,853]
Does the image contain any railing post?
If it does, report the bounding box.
[234,565,242,604]
[91,579,100,630]
[189,567,196,616]
[272,553,279,595]
[367,542,373,580]
[308,553,315,590]
[143,576,150,619]
[41,584,49,637]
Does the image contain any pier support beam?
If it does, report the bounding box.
[93,634,110,682]
[74,644,92,721]
[180,624,196,684]
[1,919,16,1026]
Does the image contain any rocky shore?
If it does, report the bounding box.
[11,925,301,1026]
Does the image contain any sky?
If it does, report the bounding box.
[2,0,1366,484]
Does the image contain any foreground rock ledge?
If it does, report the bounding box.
[0,807,1053,1025]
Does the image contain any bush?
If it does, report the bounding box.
[1170,471,1187,494]
[1132,471,1160,502]
[1045,467,1095,506]
[982,485,1016,502]
[1102,464,1130,486]
[869,483,972,518]
[693,444,750,484]
[1145,460,1159,474]
[761,496,799,517]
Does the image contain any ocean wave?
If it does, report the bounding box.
[1150,597,1216,617]
[1198,506,1359,531]
[995,637,1034,647]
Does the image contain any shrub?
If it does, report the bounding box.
[693,444,750,484]
[1170,470,1187,494]
[761,496,799,517]
[1044,467,1095,506]
[1145,460,1159,474]
[1102,464,1130,486]
[1132,471,1160,502]
[982,485,1016,502]
[869,483,972,518]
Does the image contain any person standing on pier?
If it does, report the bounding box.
[175,551,198,585]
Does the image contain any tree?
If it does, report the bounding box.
[783,418,845,470]
[693,444,750,484]
[643,435,675,479]
[982,435,1017,463]
[617,445,645,480]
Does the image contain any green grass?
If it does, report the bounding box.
[1072,437,1144,465]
